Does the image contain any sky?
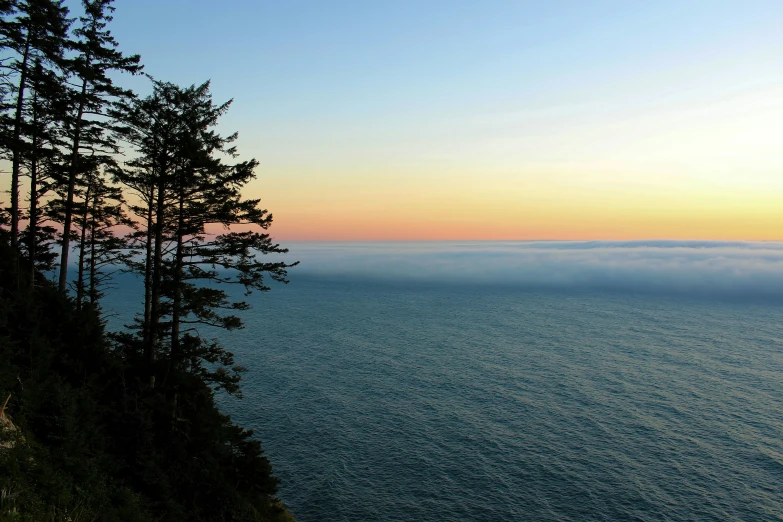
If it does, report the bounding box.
[105,0,783,241]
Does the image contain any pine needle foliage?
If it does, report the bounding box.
[0,2,299,521]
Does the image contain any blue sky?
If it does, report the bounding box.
[111,1,783,129]
[96,1,783,240]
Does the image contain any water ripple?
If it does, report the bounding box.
[213,283,782,521]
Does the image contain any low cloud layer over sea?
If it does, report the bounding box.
[285,240,783,300]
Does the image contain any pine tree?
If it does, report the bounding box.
[71,163,130,310]
[112,82,178,384]
[57,0,140,292]
[0,3,297,519]
[21,57,68,284]
[115,80,297,392]
[0,0,70,253]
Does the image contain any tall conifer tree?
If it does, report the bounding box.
[0,0,69,252]
[115,81,297,391]
[22,56,67,283]
[57,0,140,292]
[71,164,129,309]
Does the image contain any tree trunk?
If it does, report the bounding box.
[89,190,98,308]
[76,178,92,309]
[170,177,185,362]
[28,154,37,286]
[58,75,89,293]
[11,33,32,252]
[147,163,167,388]
[27,71,40,287]
[142,182,155,350]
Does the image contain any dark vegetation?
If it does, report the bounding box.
[0,1,297,520]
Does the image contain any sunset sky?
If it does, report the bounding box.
[110,0,783,240]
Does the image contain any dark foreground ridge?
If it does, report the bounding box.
[0,241,295,521]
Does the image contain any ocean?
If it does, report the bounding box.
[102,241,783,521]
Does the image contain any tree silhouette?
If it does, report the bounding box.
[57,0,140,292]
[114,80,297,391]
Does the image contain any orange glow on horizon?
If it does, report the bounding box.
[245,165,783,242]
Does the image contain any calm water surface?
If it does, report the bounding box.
[104,243,783,521]
[221,282,782,521]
